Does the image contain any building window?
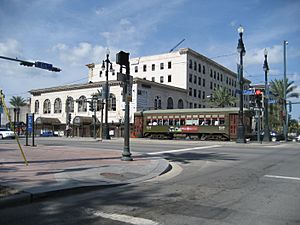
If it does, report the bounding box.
[194,89,197,97]
[160,76,164,83]
[135,66,138,73]
[194,62,197,71]
[66,97,74,113]
[198,77,201,85]
[178,99,184,109]
[151,77,155,82]
[189,103,193,108]
[189,59,192,69]
[202,91,205,99]
[203,65,205,74]
[143,65,147,72]
[168,61,171,69]
[152,64,155,71]
[198,90,201,98]
[214,71,216,79]
[108,94,116,111]
[210,82,213,89]
[203,79,205,87]
[43,99,51,114]
[78,96,87,112]
[194,75,197,84]
[168,75,172,82]
[160,63,164,70]
[217,72,219,80]
[189,74,192,82]
[220,74,223,82]
[189,88,192,96]
[198,64,201,73]
[34,100,39,114]
[154,96,162,109]
[194,103,197,108]
[167,97,174,109]
[54,98,62,113]
[210,69,213,77]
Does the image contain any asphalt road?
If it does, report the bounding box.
[0,138,300,225]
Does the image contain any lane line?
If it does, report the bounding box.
[146,145,222,155]
[86,208,160,225]
[264,175,300,181]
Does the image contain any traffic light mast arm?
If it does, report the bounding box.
[0,55,61,72]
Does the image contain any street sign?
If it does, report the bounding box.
[35,61,53,70]
[28,115,33,132]
[243,89,255,95]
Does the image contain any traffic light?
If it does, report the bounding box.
[68,113,72,123]
[89,102,94,112]
[255,89,263,108]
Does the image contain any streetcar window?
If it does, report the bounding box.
[158,119,163,125]
[175,119,180,126]
[147,119,152,125]
[212,119,218,126]
[152,120,158,126]
[163,119,169,125]
[180,119,185,125]
[219,118,225,125]
[206,119,212,125]
[169,119,174,126]
[199,118,205,125]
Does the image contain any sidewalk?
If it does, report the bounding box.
[0,142,170,208]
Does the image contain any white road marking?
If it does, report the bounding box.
[147,145,222,155]
[85,208,160,225]
[264,175,300,181]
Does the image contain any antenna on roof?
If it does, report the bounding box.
[169,39,185,52]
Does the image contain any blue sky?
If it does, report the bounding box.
[0,0,300,119]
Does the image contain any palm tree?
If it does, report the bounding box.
[209,87,236,108]
[269,78,299,132]
[9,96,27,132]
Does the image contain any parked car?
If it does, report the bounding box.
[0,128,15,139]
[296,135,300,142]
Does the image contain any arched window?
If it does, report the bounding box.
[108,94,116,111]
[43,99,51,114]
[178,99,184,109]
[66,97,74,113]
[54,98,62,113]
[154,96,161,109]
[167,97,174,109]
[34,100,39,114]
[78,96,87,112]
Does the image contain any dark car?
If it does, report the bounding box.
[40,131,54,137]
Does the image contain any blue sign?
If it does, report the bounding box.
[28,115,33,132]
[243,90,255,95]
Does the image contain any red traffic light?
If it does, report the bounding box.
[255,89,262,95]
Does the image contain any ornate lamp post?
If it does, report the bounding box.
[101,49,114,140]
[236,25,246,143]
[263,49,270,142]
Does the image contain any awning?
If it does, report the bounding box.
[73,116,99,125]
[35,117,61,125]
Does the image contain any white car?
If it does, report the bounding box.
[297,135,300,142]
[0,128,15,139]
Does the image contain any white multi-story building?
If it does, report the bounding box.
[29,48,251,137]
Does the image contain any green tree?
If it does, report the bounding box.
[269,78,299,132]
[209,87,236,108]
[9,96,27,132]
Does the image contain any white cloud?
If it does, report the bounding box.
[0,39,22,57]
[245,45,283,65]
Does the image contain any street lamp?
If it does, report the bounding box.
[236,25,246,143]
[263,49,270,142]
[283,40,288,142]
[101,48,114,140]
